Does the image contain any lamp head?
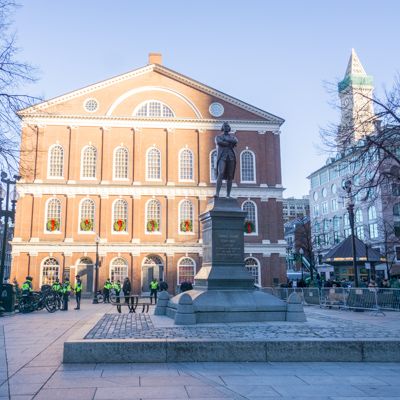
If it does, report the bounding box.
[1,172,7,179]
[95,235,100,244]
[344,180,352,193]
[11,187,19,202]
[0,186,5,200]
[299,248,304,255]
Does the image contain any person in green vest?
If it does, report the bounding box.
[149,278,159,305]
[104,278,112,303]
[21,276,33,295]
[61,279,72,311]
[74,275,82,310]
[52,278,62,293]
[113,280,121,304]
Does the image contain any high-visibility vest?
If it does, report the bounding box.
[150,281,158,290]
[22,280,33,291]
[104,281,111,290]
[74,281,82,292]
[62,282,72,293]
[52,282,62,292]
[113,283,121,292]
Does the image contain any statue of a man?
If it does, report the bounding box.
[215,122,238,197]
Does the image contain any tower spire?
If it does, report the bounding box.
[344,48,367,78]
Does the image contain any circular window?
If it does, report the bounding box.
[209,103,224,117]
[331,183,337,195]
[84,98,99,112]
[313,192,318,201]
[322,188,327,198]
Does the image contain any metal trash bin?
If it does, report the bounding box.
[1,284,16,314]
[41,285,51,292]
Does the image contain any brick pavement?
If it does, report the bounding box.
[0,299,399,399]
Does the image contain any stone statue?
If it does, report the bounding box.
[215,122,238,198]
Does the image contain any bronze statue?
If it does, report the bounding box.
[215,122,237,197]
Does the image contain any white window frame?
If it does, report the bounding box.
[145,199,162,235]
[133,100,175,117]
[112,198,129,235]
[146,147,162,181]
[177,256,196,285]
[242,200,258,236]
[240,150,256,183]
[112,146,129,181]
[40,257,60,287]
[322,202,328,214]
[210,149,218,183]
[178,148,195,182]
[109,257,129,283]
[44,197,62,234]
[178,199,195,235]
[80,145,98,180]
[369,223,378,239]
[368,205,377,221]
[78,198,96,234]
[47,144,65,179]
[331,198,338,212]
[314,205,319,217]
[245,257,261,287]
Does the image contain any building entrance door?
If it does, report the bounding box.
[77,258,94,295]
[141,255,164,293]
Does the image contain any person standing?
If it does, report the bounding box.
[104,278,112,303]
[21,276,33,295]
[61,279,72,311]
[149,278,159,304]
[74,275,82,310]
[114,280,122,304]
[122,277,132,305]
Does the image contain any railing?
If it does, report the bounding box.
[262,287,400,313]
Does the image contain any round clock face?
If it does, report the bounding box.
[209,103,224,117]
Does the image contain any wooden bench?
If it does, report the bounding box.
[110,295,152,313]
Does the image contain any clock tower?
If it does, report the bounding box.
[337,49,375,151]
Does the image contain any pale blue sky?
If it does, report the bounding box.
[14,0,400,197]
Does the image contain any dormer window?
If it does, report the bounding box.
[134,101,174,117]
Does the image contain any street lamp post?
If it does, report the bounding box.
[344,180,359,287]
[92,235,100,304]
[0,172,20,316]
[299,248,304,285]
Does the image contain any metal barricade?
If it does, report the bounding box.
[320,288,346,308]
[376,288,400,311]
[344,288,378,311]
[261,287,320,306]
[302,288,320,306]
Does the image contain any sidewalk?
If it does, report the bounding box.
[0,299,399,399]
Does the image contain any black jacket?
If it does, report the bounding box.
[122,280,131,295]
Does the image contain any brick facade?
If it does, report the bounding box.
[12,54,287,293]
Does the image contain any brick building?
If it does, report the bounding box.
[11,54,287,294]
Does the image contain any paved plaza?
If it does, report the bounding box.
[0,299,399,399]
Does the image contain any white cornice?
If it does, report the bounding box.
[16,183,285,200]
[18,63,284,125]
[17,115,281,132]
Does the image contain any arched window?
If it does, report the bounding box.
[179,200,194,233]
[114,147,129,179]
[368,205,377,220]
[80,198,95,232]
[146,147,161,180]
[210,149,217,182]
[178,257,195,284]
[333,215,340,230]
[41,257,60,286]
[45,198,62,232]
[146,199,161,233]
[81,146,97,178]
[344,212,350,226]
[394,204,400,216]
[241,150,256,183]
[245,257,260,286]
[179,148,194,181]
[355,209,363,224]
[134,101,174,117]
[48,145,64,178]
[110,258,128,283]
[113,199,128,232]
[242,200,257,234]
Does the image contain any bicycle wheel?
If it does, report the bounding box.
[45,293,58,313]
[97,294,104,303]
[19,297,34,314]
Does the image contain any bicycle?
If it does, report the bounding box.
[19,289,58,313]
[96,290,104,303]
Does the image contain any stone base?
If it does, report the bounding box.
[165,289,287,324]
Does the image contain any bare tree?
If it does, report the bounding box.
[0,0,42,174]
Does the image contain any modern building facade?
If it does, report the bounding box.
[282,196,310,223]
[11,54,287,294]
[308,49,400,281]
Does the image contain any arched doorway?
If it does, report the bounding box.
[142,255,164,293]
[76,257,94,295]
